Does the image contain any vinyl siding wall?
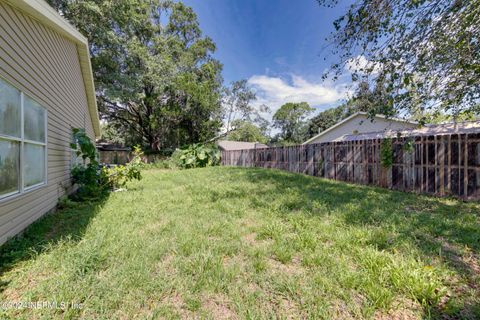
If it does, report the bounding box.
[0,2,95,245]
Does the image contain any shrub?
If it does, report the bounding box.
[101,146,143,189]
[380,138,394,168]
[174,144,220,169]
[70,128,104,199]
[70,128,142,199]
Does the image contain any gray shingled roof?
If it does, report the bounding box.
[217,140,268,151]
[335,120,480,142]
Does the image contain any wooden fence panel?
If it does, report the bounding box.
[220,133,480,200]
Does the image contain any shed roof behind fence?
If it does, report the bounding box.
[335,120,480,142]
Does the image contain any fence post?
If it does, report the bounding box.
[464,134,469,198]
[439,135,445,196]
[219,133,479,201]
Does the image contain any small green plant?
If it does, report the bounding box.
[70,128,103,198]
[102,146,143,189]
[175,143,220,169]
[57,195,79,210]
[70,128,143,198]
[380,138,394,168]
[403,138,415,153]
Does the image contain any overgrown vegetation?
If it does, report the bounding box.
[70,128,142,199]
[380,138,394,168]
[102,146,143,189]
[1,167,478,319]
[174,143,220,169]
[403,138,415,154]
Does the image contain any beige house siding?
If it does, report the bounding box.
[0,2,95,244]
[304,114,418,144]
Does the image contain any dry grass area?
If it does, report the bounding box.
[0,167,479,319]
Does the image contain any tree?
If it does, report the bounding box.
[223,80,270,132]
[47,0,223,151]
[226,120,269,144]
[273,102,314,143]
[100,123,125,145]
[318,0,480,119]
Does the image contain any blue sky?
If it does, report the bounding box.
[183,0,356,115]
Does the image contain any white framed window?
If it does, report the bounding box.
[0,77,47,200]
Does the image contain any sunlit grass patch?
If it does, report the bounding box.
[1,167,479,319]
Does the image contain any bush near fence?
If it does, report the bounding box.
[221,133,480,200]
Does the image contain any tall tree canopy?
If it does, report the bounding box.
[222,80,270,133]
[319,0,480,120]
[48,0,223,151]
[226,120,269,144]
[273,102,313,144]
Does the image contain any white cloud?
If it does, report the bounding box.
[344,55,382,75]
[247,74,348,115]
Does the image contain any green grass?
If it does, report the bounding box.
[1,167,479,319]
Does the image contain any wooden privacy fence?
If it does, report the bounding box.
[98,150,163,165]
[221,133,480,200]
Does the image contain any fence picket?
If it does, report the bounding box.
[221,134,480,200]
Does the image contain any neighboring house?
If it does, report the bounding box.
[217,140,268,151]
[303,112,418,145]
[336,120,480,142]
[0,0,100,245]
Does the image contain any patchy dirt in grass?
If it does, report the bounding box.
[437,238,480,279]
[242,232,258,245]
[202,294,237,319]
[268,255,304,276]
[275,298,303,319]
[374,298,422,320]
[159,291,197,319]
[222,254,248,272]
[241,232,273,250]
[331,300,358,319]
[154,254,176,276]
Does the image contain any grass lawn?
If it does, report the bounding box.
[0,167,479,319]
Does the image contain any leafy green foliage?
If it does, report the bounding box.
[70,128,103,199]
[403,138,415,154]
[101,146,143,189]
[223,80,270,133]
[48,0,223,151]
[380,138,394,168]
[174,144,220,169]
[226,120,269,144]
[273,102,313,144]
[318,0,480,118]
[70,128,142,198]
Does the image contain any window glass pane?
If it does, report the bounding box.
[24,143,45,188]
[0,138,19,196]
[0,78,21,138]
[24,96,46,143]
